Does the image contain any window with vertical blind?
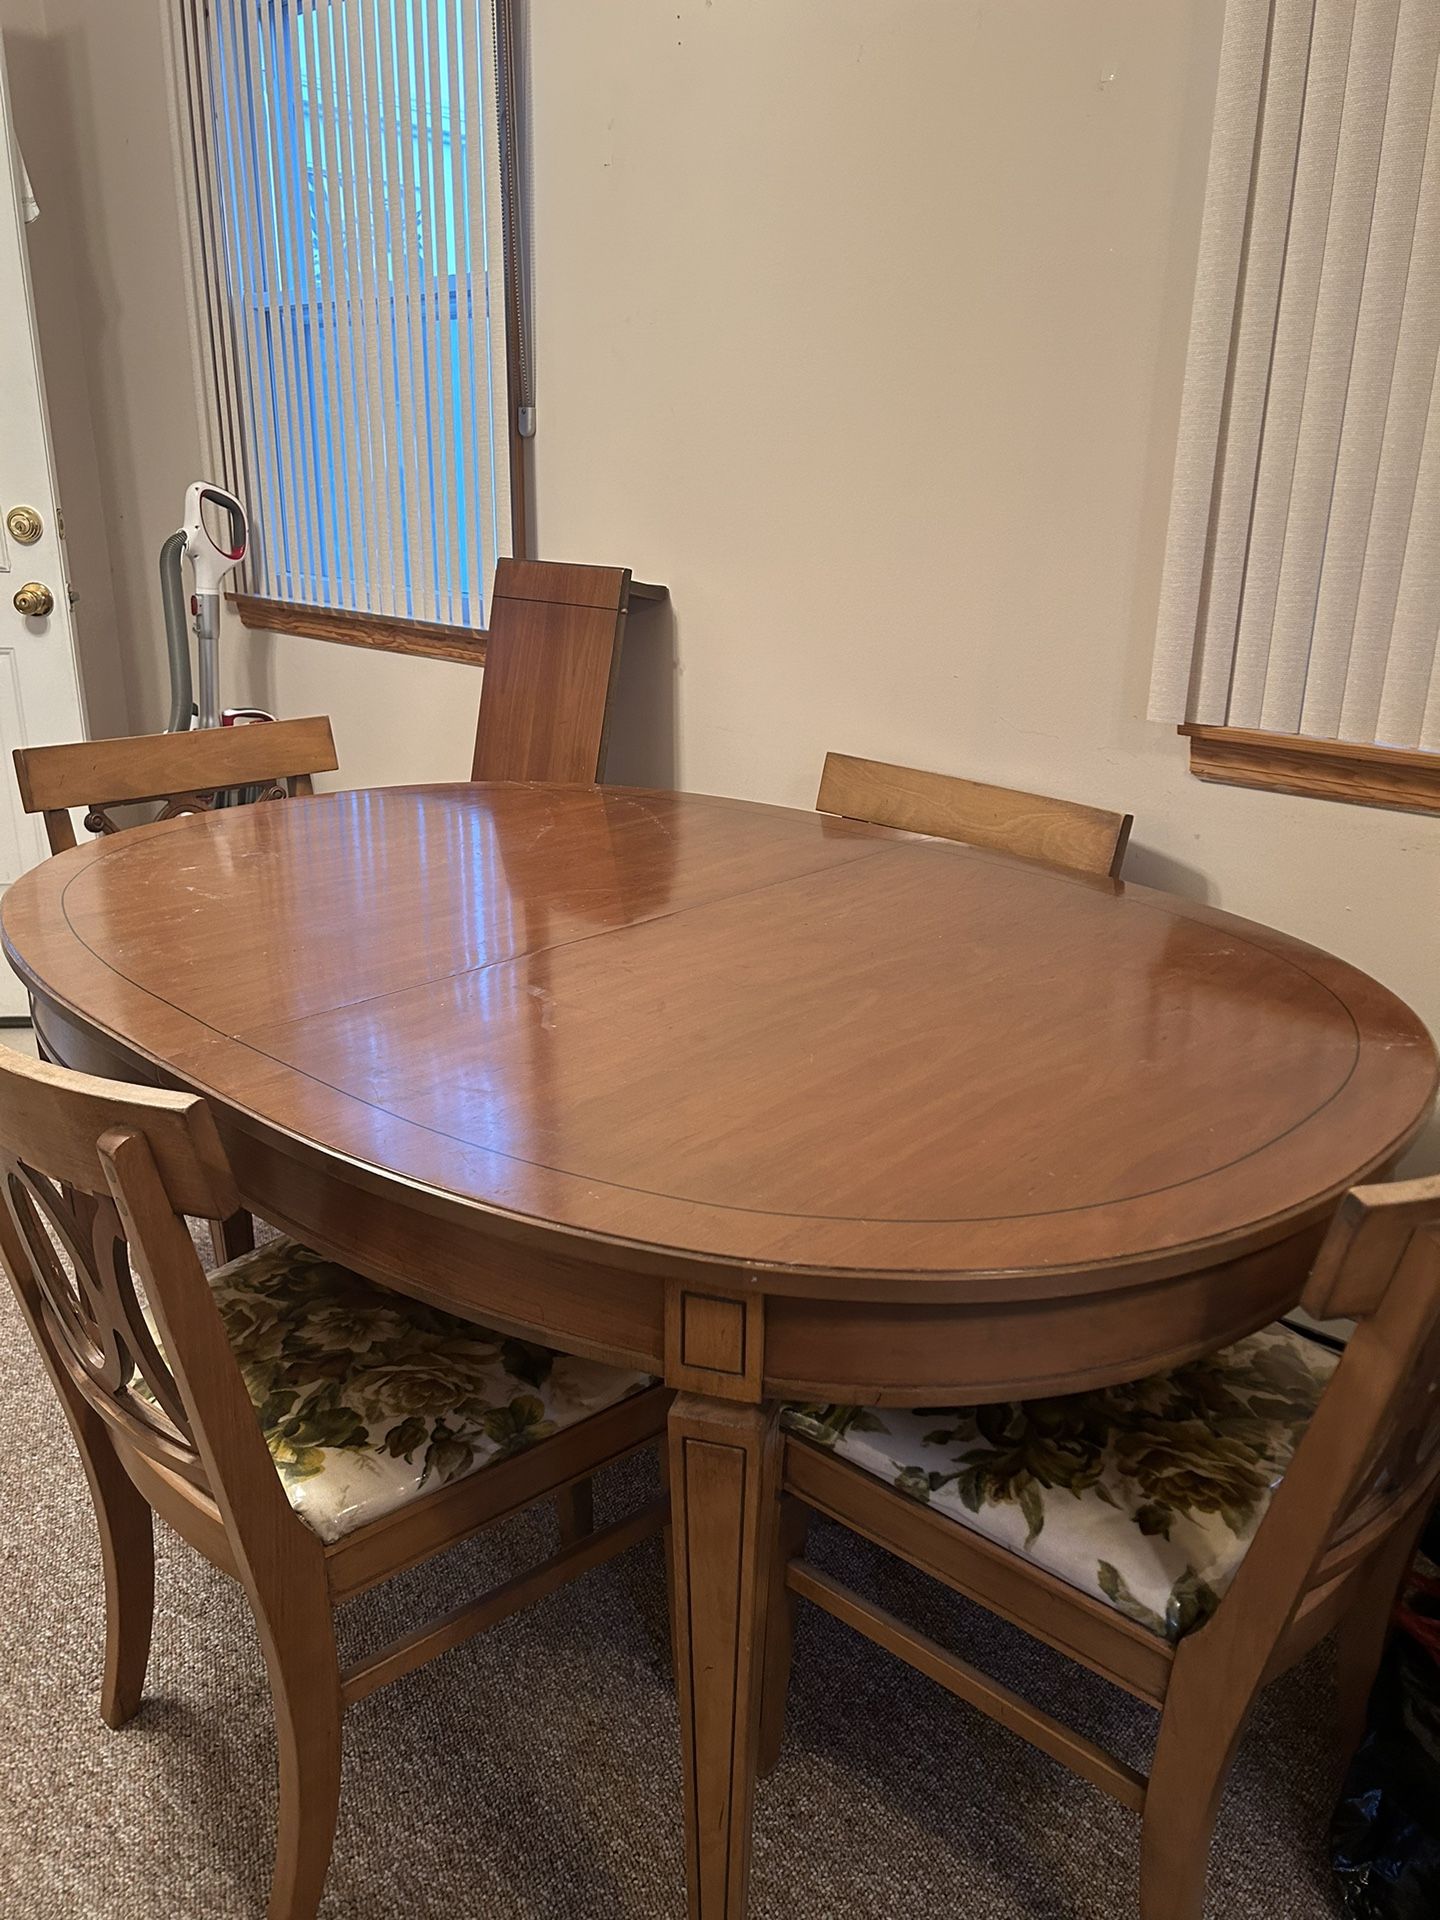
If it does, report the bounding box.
[1151,0,1440,803]
[163,0,513,632]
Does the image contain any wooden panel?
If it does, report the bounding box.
[1181,724,1440,815]
[666,1284,765,1401]
[230,594,488,666]
[470,559,632,783]
[817,750,1133,878]
[762,1226,1326,1403]
[13,716,338,813]
[490,559,631,609]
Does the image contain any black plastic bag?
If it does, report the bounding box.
[1331,1513,1440,1920]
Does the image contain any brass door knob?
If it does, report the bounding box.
[13,582,54,618]
[6,505,42,545]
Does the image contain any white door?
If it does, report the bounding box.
[0,41,88,1018]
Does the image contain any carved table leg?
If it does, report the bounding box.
[668,1391,782,1920]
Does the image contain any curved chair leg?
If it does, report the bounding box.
[1139,1662,1260,1920]
[1335,1510,1428,1763]
[0,1236,156,1728]
[252,1573,344,1920]
[86,1421,155,1730]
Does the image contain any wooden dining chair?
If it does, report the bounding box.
[761,1173,1440,1920]
[12,715,343,1261]
[471,559,636,784]
[0,1048,669,1920]
[816,750,1133,878]
[12,713,340,856]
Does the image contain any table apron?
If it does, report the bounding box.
[29,989,1323,1404]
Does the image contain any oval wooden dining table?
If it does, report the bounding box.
[4,780,1436,1920]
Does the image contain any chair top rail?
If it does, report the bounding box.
[14,715,338,815]
[0,1051,237,1221]
[816,751,1133,879]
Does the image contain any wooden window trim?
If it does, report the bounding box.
[1181,725,1440,817]
[230,580,667,671]
[230,595,490,667]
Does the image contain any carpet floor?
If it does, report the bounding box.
[0,1270,1349,1920]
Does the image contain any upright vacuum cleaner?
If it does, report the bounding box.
[158,481,271,732]
[157,482,276,805]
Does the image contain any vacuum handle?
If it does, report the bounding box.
[182,481,248,598]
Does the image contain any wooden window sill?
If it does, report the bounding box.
[230,594,490,666]
[1180,725,1440,816]
[230,580,667,668]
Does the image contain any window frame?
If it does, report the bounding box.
[170,0,530,649]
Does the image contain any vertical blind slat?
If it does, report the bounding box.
[223,0,293,595]
[165,0,222,480]
[426,1,462,629]
[324,2,383,614]
[164,0,511,627]
[306,1,361,609]
[178,1,231,486]
[1191,0,1318,723]
[352,0,404,617]
[1258,0,1401,733]
[1226,0,1358,727]
[272,0,329,600]
[443,0,477,623]
[384,0,432,620]
[416,1,453,625]
[1149,0,1277,722]
[1374,367,1440,745]
[1151,0,1440,755]
[1301,0,1440,736]
[245,0,314,600]
[474,0,512,587]
[197,2,256,529]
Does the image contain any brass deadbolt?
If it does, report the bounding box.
[6,506,42,546]
[13,582,54,618]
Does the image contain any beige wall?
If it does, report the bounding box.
[12,0,1440,1167]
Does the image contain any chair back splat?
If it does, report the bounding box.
[816,750,1133,879]
[471,559,634,785]
[0,1055,274,1520]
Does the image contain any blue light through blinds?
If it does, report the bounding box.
[170,0,510,627]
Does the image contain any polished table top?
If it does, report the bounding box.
[4,782,1434,1301]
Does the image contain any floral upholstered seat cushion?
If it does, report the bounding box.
[782,1323,1338,1643]
[169,1238,654,1544]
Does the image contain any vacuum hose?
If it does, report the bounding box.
[159,530,193,732]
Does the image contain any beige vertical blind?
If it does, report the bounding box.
[162,0,511,627]
[1151,0,1440,752]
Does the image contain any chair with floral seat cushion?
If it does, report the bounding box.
[782,1322,1338,1645]
[0,1049,669,1920]
[140,1236,655,1545]
[762,1176,1440,1920]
